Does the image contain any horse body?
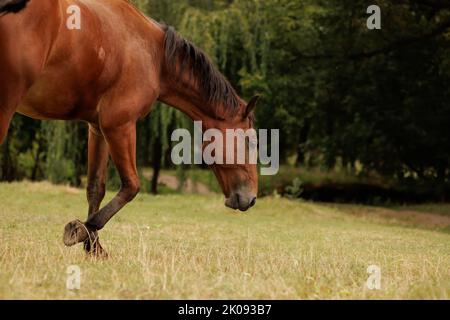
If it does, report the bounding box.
[0,0,258,256]
[1,0,163,123]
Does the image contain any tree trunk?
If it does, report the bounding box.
[151,139,162,195]
[31,138,43,181]
[296,120,310,166]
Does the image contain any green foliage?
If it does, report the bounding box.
[42,121,85,185]
[285,178,304,199]
[1,0,450,198]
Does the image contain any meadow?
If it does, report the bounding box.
[0,182,449,299]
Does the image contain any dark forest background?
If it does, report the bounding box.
[1,0,450,203]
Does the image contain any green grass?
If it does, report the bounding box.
[0,182,449,299]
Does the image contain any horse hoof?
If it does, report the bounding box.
[84,239,108,258]
[88,246,108,259]
[63,220,90,247]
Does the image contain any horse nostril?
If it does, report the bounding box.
[249,197,256,208]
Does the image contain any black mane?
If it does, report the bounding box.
[0,0,30,14]
[163,25,240,116]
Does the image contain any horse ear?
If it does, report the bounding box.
[244,95,260,118]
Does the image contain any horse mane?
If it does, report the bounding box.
[162,24,240,117]
[0,0,30,14]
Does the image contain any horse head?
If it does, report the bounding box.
[202,96,260,212]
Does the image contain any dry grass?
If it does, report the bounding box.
[0,182,449,299]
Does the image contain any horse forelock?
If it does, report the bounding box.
[162,24,241,119]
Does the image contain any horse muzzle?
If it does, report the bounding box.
[225,192,257,212]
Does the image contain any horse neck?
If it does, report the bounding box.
[159,73,216,122]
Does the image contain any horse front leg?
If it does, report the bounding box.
[63,121,140,251]
[82,125,109,257]
[0,107,15,144]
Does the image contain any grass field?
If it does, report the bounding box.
[0,182,449,299]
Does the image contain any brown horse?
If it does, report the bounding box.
[0,0,258,256]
